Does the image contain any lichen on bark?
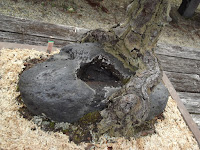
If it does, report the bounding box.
[82,0,171,72]
[81,0,171,139]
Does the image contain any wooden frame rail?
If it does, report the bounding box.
[163,72,200,146]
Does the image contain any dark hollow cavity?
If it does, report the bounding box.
[77,56,123,88]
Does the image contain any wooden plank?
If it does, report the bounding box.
[157,54,200,74]
[0,14,89,42]
[0,42,59,52]
[162,72,200,146]
[191,114,200,130]
[0,31,71,48]
[165,71,200,93]
[178,92,200,114]
[156,43,200,60]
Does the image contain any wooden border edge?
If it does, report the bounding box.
[0,42,59,52]
[162,72,200,146]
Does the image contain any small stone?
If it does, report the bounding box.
[41,121,50,127]
[32,116,43,126]
[54,122,70,130]
[68,7,74,12]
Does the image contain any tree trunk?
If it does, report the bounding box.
[81,0,171,138]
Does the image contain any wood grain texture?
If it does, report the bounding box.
[0,14,89,42]
[191,114,200,130]
[178,92,200,114]
[0,42,55,52]
[0,31,71,47]
[157,54,200,74]
[165,71,200,93]
[156,43,200,60]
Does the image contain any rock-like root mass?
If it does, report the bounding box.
[97,51,162,137]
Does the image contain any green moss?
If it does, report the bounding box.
[41,2,45,6]
[73,134,81,143]
[121,77,130,85]
[49,122,55,128]
[16,84,20,92]
[51,3,56,7]
[69,126,92,144]
[134,120,155,135]
[62,129,70,134]
[78,111,102,125]
[66,111,102,144]
[17,95,22,101]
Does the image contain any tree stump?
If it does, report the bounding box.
[19,0,171,143]
[82,0,171,137]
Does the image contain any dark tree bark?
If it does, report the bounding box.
[81,0,171,138]
[178,0,200,18]
[83,0,170,137]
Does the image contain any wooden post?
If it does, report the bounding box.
[47,41,54,54]
[178,0,200,18]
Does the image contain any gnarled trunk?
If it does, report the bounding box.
[82,0,171,138]
[18,0,171,144]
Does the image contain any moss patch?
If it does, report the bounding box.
[68,111,102,144]
[78,111,102,125]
